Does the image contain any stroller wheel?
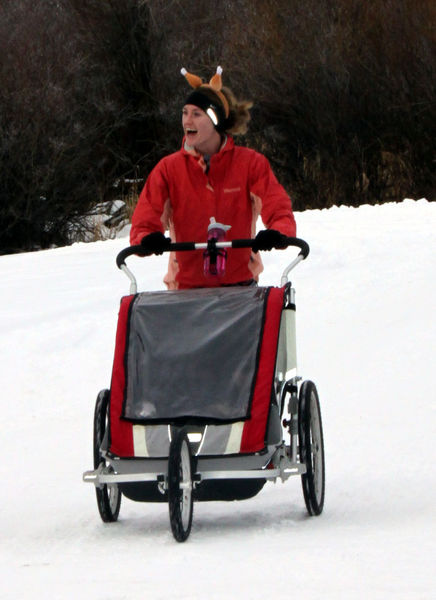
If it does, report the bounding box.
[168,428,194,542]
[93,389,121,522]
[298,381,325,516]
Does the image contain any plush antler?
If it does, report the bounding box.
[180,67,203,89]
[209,66,223,91]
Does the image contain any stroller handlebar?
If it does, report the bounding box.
[116,237,310,269]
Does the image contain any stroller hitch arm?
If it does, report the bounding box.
[116,237,310,294]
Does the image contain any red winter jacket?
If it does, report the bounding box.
[130,136,296,289]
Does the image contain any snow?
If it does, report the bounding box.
[0,199,435,599]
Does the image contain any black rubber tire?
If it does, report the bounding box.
[93,389,121,522]
[168,428,194,542]
[298,380,325,516]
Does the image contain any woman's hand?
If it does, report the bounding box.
[252,229,287,252]
[140,232,172,255]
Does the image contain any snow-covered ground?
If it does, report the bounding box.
[0,199,434,599]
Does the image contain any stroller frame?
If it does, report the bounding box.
[83,237,325,541]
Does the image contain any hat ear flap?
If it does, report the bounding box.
[209,66,223,91]
[181,68,203,89]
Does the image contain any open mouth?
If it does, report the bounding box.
[185,128,197,135]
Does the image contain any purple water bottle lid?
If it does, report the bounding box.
[207,217,231,237]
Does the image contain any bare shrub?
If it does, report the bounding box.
[228,0,436,208]
[0,0,156,253]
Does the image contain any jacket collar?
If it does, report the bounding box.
[181,134,234,158]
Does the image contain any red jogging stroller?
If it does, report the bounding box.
[83,236,325,542]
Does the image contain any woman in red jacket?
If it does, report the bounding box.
[130,66,296,289]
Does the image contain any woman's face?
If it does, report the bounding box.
[182,104,219,153]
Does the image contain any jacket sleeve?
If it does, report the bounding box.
[130,159,170,246]
[248,152,296,237]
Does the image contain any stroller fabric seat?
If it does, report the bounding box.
[109,286,285,457]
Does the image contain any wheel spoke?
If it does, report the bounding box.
[168,430,193,541]
[94,390,121,522]
[298,381,325,515]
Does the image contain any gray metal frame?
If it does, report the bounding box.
[83,419,306,492]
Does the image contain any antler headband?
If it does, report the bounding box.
[181,66,230,118]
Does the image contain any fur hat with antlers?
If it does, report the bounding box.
[181,66,230,130]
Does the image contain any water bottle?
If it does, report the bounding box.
[203,217,231,277]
